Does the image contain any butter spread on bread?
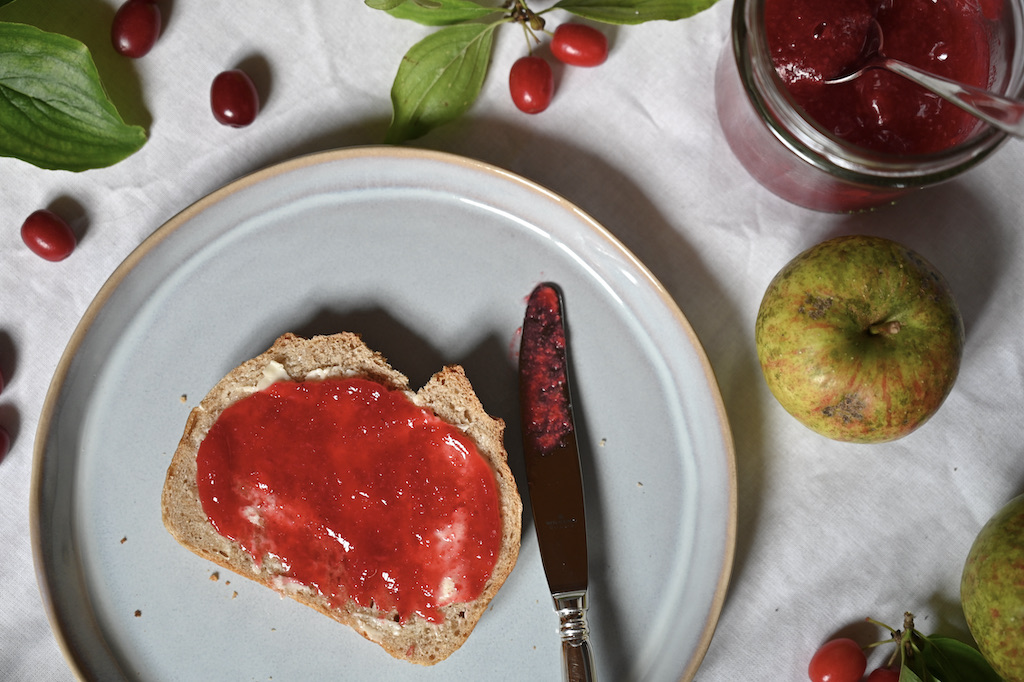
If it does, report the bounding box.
[161,333,523,665]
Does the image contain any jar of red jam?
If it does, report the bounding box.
[715,0,1024,212]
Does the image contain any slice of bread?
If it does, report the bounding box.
[161,332,522,665]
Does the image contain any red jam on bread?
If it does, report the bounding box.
[195,376,503,624]
[766,0,994,154]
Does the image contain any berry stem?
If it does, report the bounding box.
[518,20,537,51]
[508,0,545,31]
[865,615,906,668]
[866,616,897,634]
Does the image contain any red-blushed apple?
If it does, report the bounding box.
[754,235,964,443]
[962,493,1024,679]
[962,495,1024,682]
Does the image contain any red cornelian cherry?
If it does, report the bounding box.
[210,70,260,127]
[866,668,900,682]
[21,210,76,262]
[551,23,608,67]
[808,638,867,682]
[509,56,553,114]
[111,0,161,58]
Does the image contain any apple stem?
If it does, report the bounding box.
[869,320,902,336]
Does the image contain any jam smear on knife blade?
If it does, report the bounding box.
[520,283,574,454]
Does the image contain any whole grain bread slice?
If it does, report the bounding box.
[161,332,522,665]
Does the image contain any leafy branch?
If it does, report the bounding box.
[867,612,1002,682]
[367,0,719,143]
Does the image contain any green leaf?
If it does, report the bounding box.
[388,0,502,26]
[921,636,1003,682]
[899,665,926,682]
[0,22,146,171]
[901,632,936,682]
[385,22,496,143]
[365,0,406,9]
[552,0,720,24]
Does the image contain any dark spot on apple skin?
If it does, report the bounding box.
[798,295,833,320]
[822,394,865,423]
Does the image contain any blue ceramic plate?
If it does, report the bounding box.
[32,147,735,682]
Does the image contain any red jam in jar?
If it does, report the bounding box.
[195,377,503,624]
[766,0,993,154]
[715,0,1019,212]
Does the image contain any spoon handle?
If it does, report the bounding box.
[883,58,1024,138]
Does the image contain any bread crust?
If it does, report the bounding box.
[161,332,522,665]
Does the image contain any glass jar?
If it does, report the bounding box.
[715,0,1024,213]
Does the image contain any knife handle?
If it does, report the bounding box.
[554,591,596,682]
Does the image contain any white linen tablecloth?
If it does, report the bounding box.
[3,1,1024,680]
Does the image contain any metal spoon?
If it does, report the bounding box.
[827,18,1024,137]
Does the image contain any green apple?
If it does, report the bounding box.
[962,495,1024,681]
[754,235,964,443]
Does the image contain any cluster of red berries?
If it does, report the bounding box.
[111,0,260,128]
[21,2,262,262]
[809,638,899,682]
[509,23,609,114]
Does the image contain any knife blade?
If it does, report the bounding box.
[518,282,596,682]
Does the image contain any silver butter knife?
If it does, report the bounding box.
[518,282,596,682]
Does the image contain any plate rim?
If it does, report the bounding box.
[30,144,737,681]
